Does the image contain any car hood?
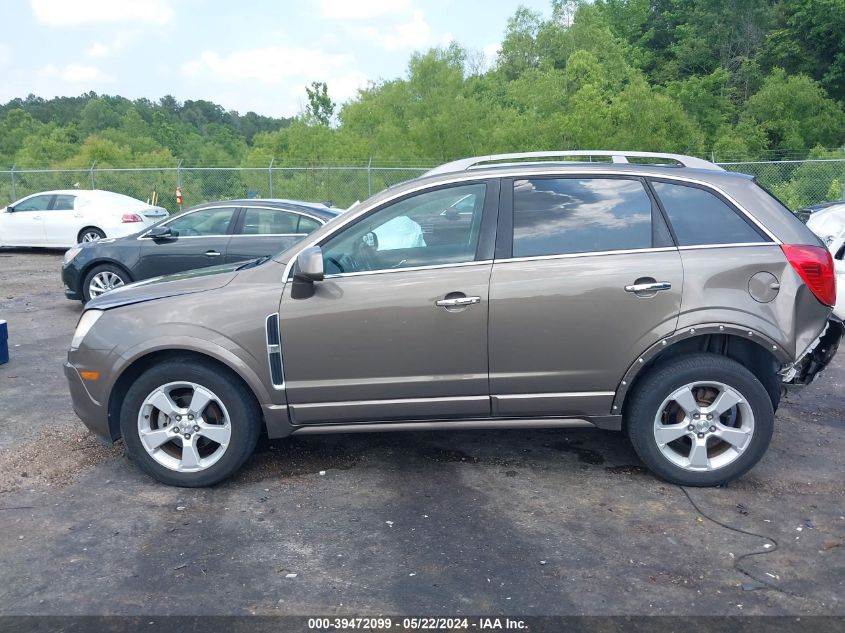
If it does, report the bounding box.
[86,262,241,310]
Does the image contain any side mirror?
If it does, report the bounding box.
[6,205,14,213]
[148,226,175,240]
[294,245,324,282]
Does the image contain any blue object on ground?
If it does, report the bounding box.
[0,319,8,365]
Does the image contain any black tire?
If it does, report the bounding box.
[78,227,106,243]
[120,358,261,487]
[81,263,131,302]
[625,353,774,487]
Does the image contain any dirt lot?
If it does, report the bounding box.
[0,249,843,616]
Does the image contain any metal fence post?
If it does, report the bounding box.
[10,163,16,201]
[367,157,372,197]
[89,161,97,189]
[268,157,274,197]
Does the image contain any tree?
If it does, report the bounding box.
[305,82,335,126]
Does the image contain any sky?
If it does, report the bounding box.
[0,0,552,118]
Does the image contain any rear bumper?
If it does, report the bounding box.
[782,318,843,387]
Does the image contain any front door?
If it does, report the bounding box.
[279,181,498,425]
[2,194,52,246]
[488,176,683,418]
[134,206,237,279]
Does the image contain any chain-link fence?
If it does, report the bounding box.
[2,160,843,214]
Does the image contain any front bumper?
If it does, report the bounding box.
[64,361,112,443]
[782,318,844,386]
[62,263,84,301]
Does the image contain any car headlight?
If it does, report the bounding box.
[71,310,104,349]
[64,246,82,265]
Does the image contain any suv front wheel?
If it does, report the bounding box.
[626,353,774,486]
[120,358,261,487]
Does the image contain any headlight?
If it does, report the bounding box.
[71,310,103,349]
[64,246,82,265]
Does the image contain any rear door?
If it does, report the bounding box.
[43,193,80,246]
[488,175,683,418]
[134,206,237,279]
[1,194,52,245]
[226,206,323,264]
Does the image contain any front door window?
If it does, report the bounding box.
[321,183,487,274]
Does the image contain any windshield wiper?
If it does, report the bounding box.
[235,255,271,271]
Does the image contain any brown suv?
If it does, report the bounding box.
[64,151,842,487]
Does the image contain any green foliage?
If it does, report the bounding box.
[305,81,336,126]
[0,0,844,211]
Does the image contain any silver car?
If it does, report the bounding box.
[65,151,843,487]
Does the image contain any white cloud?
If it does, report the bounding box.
[181,46,368,116]
[360,9,431,51]
[30,0,174,26]
[182,46,354,84]
[86,42,110,58]
[318,0,411,20]
[85,31,136,59]
[0,45,9,65]
[38,63,114,84]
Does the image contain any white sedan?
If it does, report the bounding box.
[806,202,845,320]
[0,189,168,248]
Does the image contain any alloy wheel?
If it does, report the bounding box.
[137,381,232,473]
[81,231,103,242]
[653,381,755,472]
[88,271,125,297]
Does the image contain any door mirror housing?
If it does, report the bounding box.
[148,225,176,240]
[6,205,14,213]
[294,245,324,282]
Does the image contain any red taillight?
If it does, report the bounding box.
[121,213,142,223]
[781,244,836,307]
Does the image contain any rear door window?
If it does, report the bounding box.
[240,208,300,235]
[52,195,77,210]
[651,181,767,246]
[511,178,653,257]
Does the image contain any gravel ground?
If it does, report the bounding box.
[0,249,843,617]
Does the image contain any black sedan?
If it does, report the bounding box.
[62,198,340,302]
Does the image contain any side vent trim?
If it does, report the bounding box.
[265,313,285,390]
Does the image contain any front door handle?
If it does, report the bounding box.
[625,281,672,293]
[435,296,481,308]
[205,250,221,257]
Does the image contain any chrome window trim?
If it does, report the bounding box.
[324,259,493,279]
[229,233,310,238]
[496,246,677,264]
[676,242,777,251]
[281,169,781,282]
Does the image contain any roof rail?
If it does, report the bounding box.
[424,150,723,176]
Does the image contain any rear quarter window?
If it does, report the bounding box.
[651,181,767,246]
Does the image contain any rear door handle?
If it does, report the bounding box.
[625,281,672,293]
[205,250,221,257]
[435,296,481,308]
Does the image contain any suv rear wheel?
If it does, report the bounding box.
[626,353,774,486]
[120,359,261,487]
